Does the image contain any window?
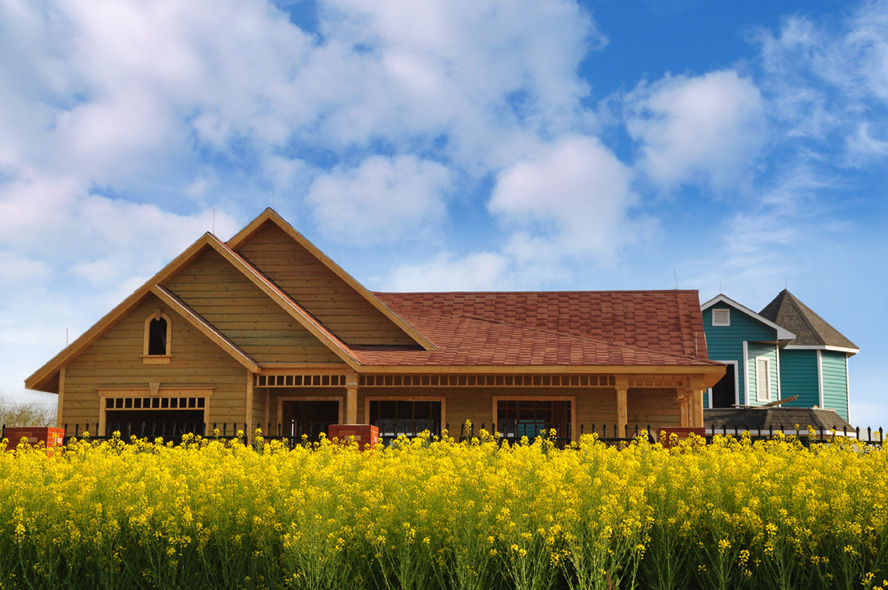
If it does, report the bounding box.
[368,400,442,437]
[496,399,571,440]
[712,308,730,326]
[99,390,211,438]
[143,310,171,364]
[756,357,771,402]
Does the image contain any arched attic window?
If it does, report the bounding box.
[143,309,172,365]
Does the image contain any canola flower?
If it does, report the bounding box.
[0,429,886,589]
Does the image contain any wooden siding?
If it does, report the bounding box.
[821,351,850,421]
[777,349,820,409]
[628,388,681,430]
[62,295,247,431]
[746,342,779,406]
[163,248,341,364]
[234,222,417,347]
[704,303,778,405]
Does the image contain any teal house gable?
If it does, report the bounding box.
[701,295,794,409]
[702,290,858,422]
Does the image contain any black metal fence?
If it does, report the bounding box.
[2,421,884,448]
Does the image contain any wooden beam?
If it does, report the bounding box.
[615,375,628,438]
[346,372,359,424]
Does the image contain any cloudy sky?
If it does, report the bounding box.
[2,0,886,428]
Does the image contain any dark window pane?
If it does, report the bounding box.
[148,318,167,355]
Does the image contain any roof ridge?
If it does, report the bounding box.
[783,292,826,346]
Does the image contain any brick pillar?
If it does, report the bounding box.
[328,424,378,451]
[4,427,65,453]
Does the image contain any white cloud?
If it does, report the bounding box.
[306,155,454,245]
[488,135,646,262]
[754,2,888,158]
[626,70,766,192]
[385,251,513,291]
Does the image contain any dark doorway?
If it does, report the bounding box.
[281,400,340,441]
[105,409,204,438]
[711,364,736,408]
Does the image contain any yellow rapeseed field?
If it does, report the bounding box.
[0,428,886,590]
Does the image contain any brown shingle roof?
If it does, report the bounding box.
[759,290,857,350]
[351,313,717,367]
[361,290,717,367]
[705,408,854,431]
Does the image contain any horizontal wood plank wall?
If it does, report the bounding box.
[235,223,417,346]
[627,388,680,429]
[63,295,247,431]
[163,248,341,363]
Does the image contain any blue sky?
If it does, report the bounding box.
[1,0,886,428]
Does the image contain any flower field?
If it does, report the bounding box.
[1,429,886,590]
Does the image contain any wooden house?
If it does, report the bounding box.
[701,292,857,421]
[25,210,724,441]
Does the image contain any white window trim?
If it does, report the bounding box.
[755,357,772,402]
[712,308,730,326]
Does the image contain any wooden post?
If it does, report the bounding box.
[345,372,359,424]
[678,391,689,427]
[615,376,628,438]
[56,367,66,430]
[689,376,706,429]
[245,372,254,442]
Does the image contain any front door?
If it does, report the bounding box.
[281,400,340,441]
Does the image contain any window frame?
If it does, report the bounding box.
[97,386,213,436]
[364,396,446,437]
[142,310,172,364]
[492,396,576,442]
[755,357,772,402]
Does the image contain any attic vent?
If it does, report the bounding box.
[712,308,730,327]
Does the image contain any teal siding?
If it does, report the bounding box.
[821,351,850,421]
[703,304,778,406]
[778,349,820,409]
[747,342,779,406]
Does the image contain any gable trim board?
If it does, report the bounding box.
[150,285,259,372]
[782,345,858,354]
[227,209,435,352]
[701,294,796,342]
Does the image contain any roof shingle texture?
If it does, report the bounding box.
[759,290,857,349]
[365,290,719,367]
[705,408,854,431]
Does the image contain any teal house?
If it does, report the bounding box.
[701,290,858,422]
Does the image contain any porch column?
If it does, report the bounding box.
[615,375,629,438]
[345,372,359,424]
[688,376,706,429]
[678,390,689,427]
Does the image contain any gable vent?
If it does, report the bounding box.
[712,308,730,327]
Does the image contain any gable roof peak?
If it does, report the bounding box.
[759,290,858,351]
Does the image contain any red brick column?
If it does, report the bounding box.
[4,427,65,453]
[328,424,378,450]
